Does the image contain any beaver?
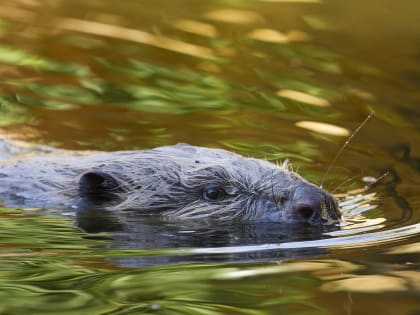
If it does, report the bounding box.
[0,141,341,225]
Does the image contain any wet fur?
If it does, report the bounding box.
[0,141,341,223]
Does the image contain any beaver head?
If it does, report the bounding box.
[77,143,341,224]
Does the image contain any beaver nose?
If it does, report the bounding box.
[292,184,340,223]
[294,201,319,221]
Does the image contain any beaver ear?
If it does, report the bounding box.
[79,171,121,203]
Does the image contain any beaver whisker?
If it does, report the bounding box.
[330,174,362,194]
[321,113,373,189]
[361,171,390,191]
[169,198,245,220]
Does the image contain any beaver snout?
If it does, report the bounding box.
[294,202,318,220]
[292,184,341,224]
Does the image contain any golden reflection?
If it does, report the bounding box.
[260,0,321,2]
[337,193,378,221]
[215,261,329,280]
[338,193,377,209]
[346,86,375,101]
[249,28,310,43]
[0,6,216,59]
[216,260,368,281]
[295,121,350,136]
[204,9,264,24]
[57,18,215,59]
[0,6,34,22]
[19,0,41,6]
[341,218,386,230]
[387,242,420,255]
[196,61,221,73]
[313,260,363,281]
[390,271,420,291]
[277,89,330,107]
[321,275,408,293]
[173,19,218,38]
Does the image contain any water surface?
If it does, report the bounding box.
[0,0,419,314]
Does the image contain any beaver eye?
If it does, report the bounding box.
[203,186,225,201]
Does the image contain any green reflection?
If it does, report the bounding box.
[303,15,330,31]
[367,104,412,127]
[0,206,328,315]
[0,45,90,76]
[24,83,97,104]
[89,59,236,113]
[250,69,343,117]
[0,19,8,37]
[221,140,319,162]
[0,97,29,126]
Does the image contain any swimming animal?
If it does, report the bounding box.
[0,140,341,224]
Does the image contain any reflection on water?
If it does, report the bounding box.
[295,120,350,136]
[58,18,216,59]
[0,0,419,314]
[1,205,419,314]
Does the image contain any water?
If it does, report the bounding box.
[0,0,419,314]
